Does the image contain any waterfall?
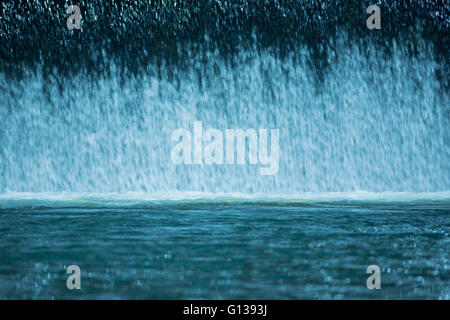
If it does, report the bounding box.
[0,37,448,194]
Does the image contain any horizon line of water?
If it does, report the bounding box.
[1,191,450,207]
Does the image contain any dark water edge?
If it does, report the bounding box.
[1,0,448,87]
[0,201,448,299]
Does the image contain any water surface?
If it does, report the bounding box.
[1,193,448,299]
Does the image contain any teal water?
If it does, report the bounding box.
[0,194,449,299]
[1,41,449,193]
[0,2,448,300]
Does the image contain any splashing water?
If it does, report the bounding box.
[1,3,449,299]
[1,38,448,195]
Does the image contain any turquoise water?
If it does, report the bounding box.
[1,1,448,300]
[1,40,449,299]
[0,193,449,299]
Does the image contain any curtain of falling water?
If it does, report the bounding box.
[0,38,449,193]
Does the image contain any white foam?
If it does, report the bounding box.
[0,191,449,204]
